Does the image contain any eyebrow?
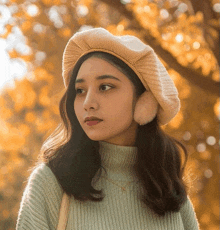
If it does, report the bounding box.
[75,75,121,85]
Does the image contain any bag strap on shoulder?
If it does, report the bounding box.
[57,192,71,230]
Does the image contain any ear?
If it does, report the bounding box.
[134,91,159,125]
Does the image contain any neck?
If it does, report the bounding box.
[97,141,138,181]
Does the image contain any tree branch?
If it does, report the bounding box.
[143,35,219,95]
[99,0,219,96]
[189,0,219,64]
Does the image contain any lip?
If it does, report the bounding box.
[84,116,103,122]
[86,120,103,126]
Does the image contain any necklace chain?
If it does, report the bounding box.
[100,176,134,192]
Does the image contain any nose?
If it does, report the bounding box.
[83,89,99,111]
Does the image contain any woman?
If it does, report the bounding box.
[16,28,200,229]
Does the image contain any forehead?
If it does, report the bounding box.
[76,57,128,80]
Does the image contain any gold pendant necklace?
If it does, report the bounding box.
[101,176,133,192]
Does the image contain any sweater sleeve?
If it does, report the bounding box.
[180,195,200,230]
[16,163,63,230]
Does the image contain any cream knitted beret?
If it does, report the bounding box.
[62,27,180,126]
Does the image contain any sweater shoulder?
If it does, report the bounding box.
[19,163,64,207]
[16,163,63,229]
[27,163,63,195]
[29,163,58,184]
[180,195,196,213]
[179,195,200,230]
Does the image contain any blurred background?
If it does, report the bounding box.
[0,0,219,229]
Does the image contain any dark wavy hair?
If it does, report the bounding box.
[35,51,189,216]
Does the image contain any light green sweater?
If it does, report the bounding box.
[16,141,200,230]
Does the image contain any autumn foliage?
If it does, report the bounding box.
[0,0,219,229]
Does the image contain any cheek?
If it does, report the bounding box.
[108,94,135,120]
[74,100,82,121]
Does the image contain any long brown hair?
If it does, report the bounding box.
[35,51,189,216]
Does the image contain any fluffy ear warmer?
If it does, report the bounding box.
[134,91,158,126]
[62,27,180,126]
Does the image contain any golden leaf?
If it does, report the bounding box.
[180,86,191,99]
[50,105,59,115]
[1,130,26,151]
[42,110,51,119]
[8,50,19,59]
[36,118,48,133]
[186,53,196,63]
[44,62,54,72]
[214,98,219,118]
[202,64,211,76]
[199,151,211,160]
[34,67,48,81]
[212,70,220,82]
[195,11,204,23]
[21,54,34,62]
[18,124,31,136]
[0,24,13,39]
[21,21,32,32]
[7,79,37,112]
[41,0,61,5]
[14,11,24,18]
[25,112,37,123]
[167,111,183,129]
[207,27,219,39]
[0,107,13,120]
[39,86,51,107]
[58,28,72,38]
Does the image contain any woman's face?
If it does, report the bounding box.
[74,56,139,146]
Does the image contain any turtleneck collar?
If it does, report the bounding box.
[98,141,138,179]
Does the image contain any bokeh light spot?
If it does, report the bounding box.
[9,4,18,14]
[59,5,67,14]
[48,6,63,28]
[27,4,39,17]
[15,43,31,55]
[35,51,46,62]
[160,9,169,19]
[77,5,89,17]
[183,131,191,141]
[117,24,124,32]
[144,6,150,13]
[213,3,220,13]
[175,34,183,42]
[33,23,45,33]
[196,143,206,152]
[204,169,213,178]
[0,5,11,24]
[120,0,131,4]
[193,41,200,49]
[206,136,216,146]
[178,3,188,12]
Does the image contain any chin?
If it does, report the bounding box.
[84,130,111,142]
[85,133,106,141]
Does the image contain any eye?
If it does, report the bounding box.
[100,84,114,91]
[75,84,114,95]
[75,88,84,95]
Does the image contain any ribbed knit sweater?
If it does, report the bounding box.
[16,141,200,230]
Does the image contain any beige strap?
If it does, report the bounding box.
[57,192,71,230]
